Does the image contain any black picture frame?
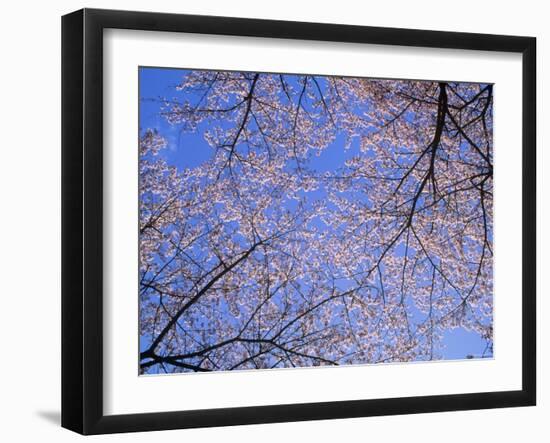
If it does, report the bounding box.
[62,8,536,435]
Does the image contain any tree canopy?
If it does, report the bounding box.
[139,70,493,374]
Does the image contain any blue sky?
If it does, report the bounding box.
[139,66,492,363]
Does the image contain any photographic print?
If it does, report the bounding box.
[138,67,494,375]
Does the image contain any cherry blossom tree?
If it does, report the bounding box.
[139,70,493,374]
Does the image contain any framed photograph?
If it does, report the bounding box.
[62,8,536,435]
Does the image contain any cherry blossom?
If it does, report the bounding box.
[139,71,493,373]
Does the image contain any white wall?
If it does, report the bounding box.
[0,0,546,441]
